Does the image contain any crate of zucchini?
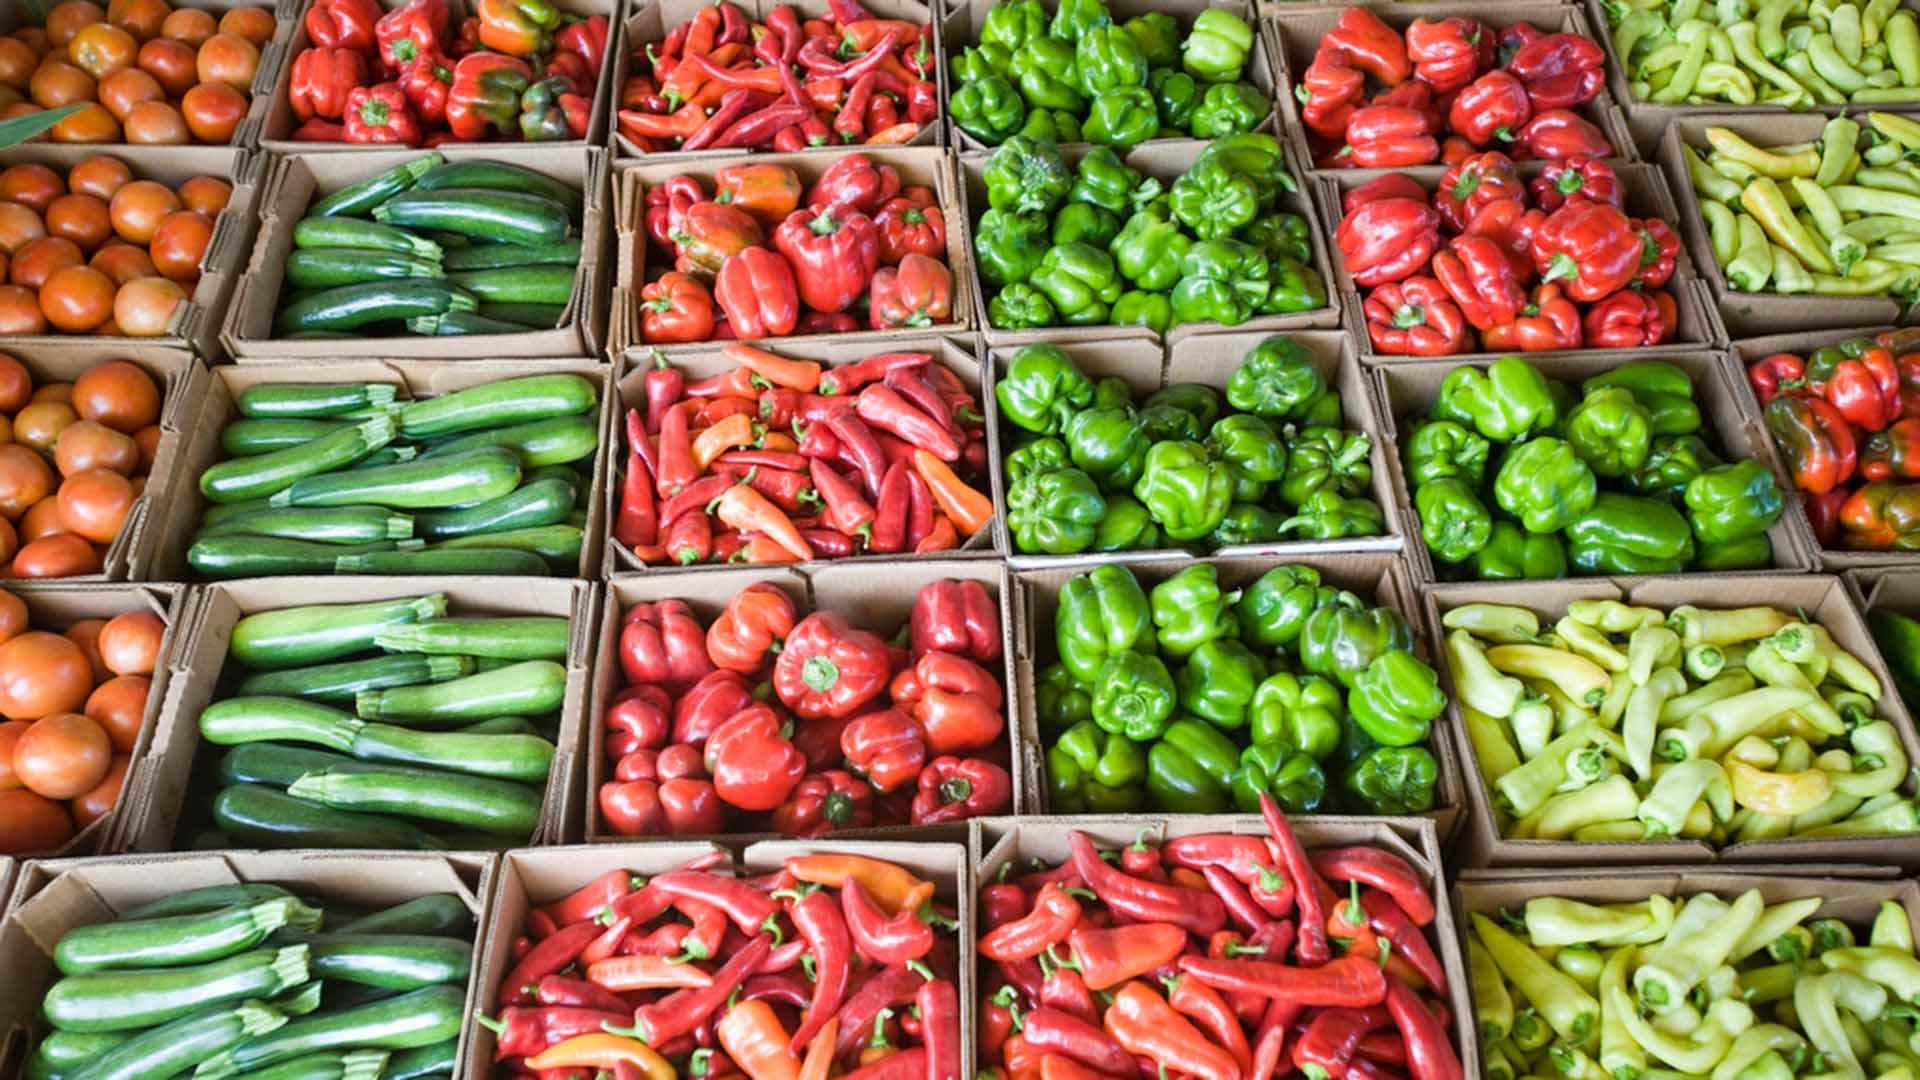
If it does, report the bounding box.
[0,850,489,1080]
[222,146,610,360]
[143,362,609,581]
[117,576,593,851]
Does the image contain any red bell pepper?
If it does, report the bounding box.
[607,688,671,756]
[1498,20,1544,62]
[674,202,765,275]
[1633,218,1679,289]
[658,778,724,833]
[704,704,806,811]
[1342,105,1437,168]
[1529,155,1622,212]
[1445,70,1530,145]
[399,52,453,125]
[344,82,422,145]
[772,208,881,313]
[1463,197,1547,282]
[640,271,716,344]
[1583,288,1673,348]
[910,755,1010,824]
[662,508,711,565]
[1840,482,1920,549]
[307,0,380,51]
[1370,77,1440,131]
[1864,418,1920,480]
[1531,199,1640,301]
[1404,16,1492,93]
[1433,151,1524,232]
[1431,234,1524,331]
[376,0,449,69]
[1298,52,1365,140]
[774,612,891,719]
[1363,278,1470,357]
[890,651,1003,753]
[477,0,560,56]
[446,52,532,140]
[557,14,609,77]
[1750,353,1807,404]
[875,197,945,263]
[715,163,805,229]
[840,706,926,793]
[1344,174,1428,215]
[868,254,952,329]
[809,154,901,216]
[645,176,706,252]
[705,582,796,673]
[1505,32,1605,109]
[714,247,800,338]
[1809,339,1903,431]
[620,600,713,689]
[1514,108,1613,160]
[290,47,368,123]
[910,579,999,662]
[1765,392,1858,495]
[771,770,873,836]
[1337,197,1441,286]
[1323,8,1410,84]
[520,76,591,140]
[1806,487,1848,546]
[1481,281,1582,351]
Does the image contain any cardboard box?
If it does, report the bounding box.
[119,576,598,852]
[975,814,1475,1079]
[1372,349,1817,584]
[223,146,612,360]
[260,0,620,154]
[1314,161,1727,361]
[1849,567,1920,678]
[472,840,970,1075]
[1427,574,1920,869]
[585,560,1024,840]
[609,145,973,353]
[143,358,614,582]
[939,0,1268,154]
[984,329,1404,567]
[962,138,1343,347]
[616,0,943,159]
[1659,113,1914,337]
[0,584,189,861]
[604,334,995,574]
[1009,556,1469,840]
[1266,0,1639,174]
[0,849,493,1080]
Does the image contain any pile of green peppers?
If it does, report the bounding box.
[1403,357,1786,579]
[949,0,1263,147]
[997,336,1385,554]
[975,134,1328,332]
[1040,562,1448,817]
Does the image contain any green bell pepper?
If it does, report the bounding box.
[981,0,1048,55]
[1173,240,1269,325]
[1066,402,1148,490]
[1209,503,1288,546]
[1298,387,1343,428]
[1232,743,1328,814]
[1084,87,1158,148]
[1281,490,1384,539]
[1035,662,1093,734]
[1048,719,1148,812]
[1091,376,1133,410]
[1695,534,1773,569]
[1179,637,1266,728]
[989,283,1057,329]
[1077,25,1147,94]
[1056,564,1157,681]
[1280,426,1371,506]
[951,43,1013,83]
[1344,746,1439,814]
[1492,436,1597,535]
[1069,147,1154,213]
[1134,439,1234,540]
[1170,156,1259,240]
[1195,133,1295,208]
[1301,603,1414,687]
[1112,206,1192,291]
[1005,436,1070,484]
[1093,493,1160,550]
[1417,476,1493,564]
[1628,434,1721,501]
[1017,108,1081,144]
[1139,403,1203,444]
[1146,717,1238,811]
[1123,12,1180,67]
[951,74,1027,144]
[1565,387,1654,479]
[1257,255,1327,315]
[1348,652,1446,747]
[974,208,1050,287]
[1684,461,1785,545]
[1053,202,1122,248]
[1208,414,1288,500]
[982,134,1070,214]
[1007,466,1106,554]
[1150,68,1199,130]
[1474,521,1568,580]
[1143,384,1221,427]
[1404,419,1491,488]
[1432,356,1559,442]
[1237,565,1359,651]
[1582,361,1692,400]
[1051,0,1112,40]
[1250,671,1345,761]
[1639,392,1703,436]
[1182,8,1254,82]
[1151,562,1240,658]
[1031,241,1122,325]
[1110,291,1171,333]
[997,343,1093,434]
[1191,81,1267,138]
[1565,492,1697,574]
[1094,649,1177,741]
[1010,38,1084,111]
[1243,212,1313,266]
[1227,336,1326,419]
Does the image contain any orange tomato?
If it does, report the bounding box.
[0,163,64,211]
[0,719,22,787]
[45,2,109,48]
[160,7,215,46]
[0,589,24,645]
[175,174,228,215]
[17,400,75,453]
[10,236,83,289]
[0,355,30,414]
[0,788,74,853]
[68,23,137,79]
[147,208,207,280]
[67,155,130,200]
[193,32,256,91]
[73,359,159,431]
[61,619,105,680]
[85,675,147,752]
[34,383,73,404]
[0,286,47,334]
[0,446,52,519]
[45,192,111,251]
[55,420,138,476]
[28,59,94,108]
[89,241,153,284]
[11,533,99,578]
[0,38,35,89]
[56,469,132,543]
[110,275,182,336]
[70,752,127,827]
[107,179,176,243]
[217,7,275,45]
[131,424,158,470]
[39,265,115,332]
[134,36,193,95]
[14,29,53,59]
[122,99,186,144]
[17,500,60,544]
[13,712,109,796]
[107,0,171,41]
[51,102,120,143]
[179,80,242,142]
[0,631,92,719]
[96,609,161,675]
[96,65,161,119]
[0,202,46,254]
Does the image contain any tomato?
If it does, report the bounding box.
[180,80,242,142]
[0,163,64,211]
[122,100,186,144]
[56,468,132,543]
[0,719,23,787]
[97,65,161,119]
[147,208,207,280]
[111,275,182,336]
[0,38,35,89]
[62,618,106,680]
[34,382,72,404]
[15,403,73,456]
[70,752,128,827]
[0,632,91,719]
[135,36,194,96]
[14,29,52,59]
[29,59,94,108]
[106,179,176,244]
[194,32,256,91]
[0,788,74,852]
[0,356,28,415]
[55,420,137,477]
[13,712,109,796]
[89,241,152,285]
[176,176,229,218]
[84,675,146,754]
[51,102,120,143]
[218,7,275,46]
[18,497,62,543]
[132,424,158,471]
[97,609,161,675]
[39,265,114,332]
[45,2,108,47]
[69,23,137,79]
[0,286,47,334]
[108,0,171,41]
[0,201,48,254]
[11,532,100,578]
[46,193,111,252]
[74,359,160,432]
[0,445,52,520]
[67,155,130,201]
[161,8,215,46]
[10,236,82,289]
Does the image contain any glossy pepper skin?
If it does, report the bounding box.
[1147,718,1239,812]
[1564,386,1653,478]
[1093,650,1176,741]
[1249,670,1344,760]
[1434,152,1526,233]
[1432,356,1559,441]
[1348,652,1446,747]
[1343,104,1439,168]
[1036,663,1093,734]
[1405,16,1492,93]
[1111,206,1191,292]
[345,82,422,145]
[1416,476,1492,564]
[1134,440,1234,541]
[952,74,1026,144]
[1505,32,1605,109]
[377,0,448,68]
[1261,254,1328,315]
[1031,242,1122,326]
[1432,234,1524,331]
[1150,563,1241,660]
[1338,197,1441,287]
[714,247,799,338]
[446,52,533,140]
[1493,436,1597,534]
[1841,482,1920,549]
[705,705,805,811]
[1684,461,1785,546]
[1531,199,1640,301]
[1244,211,1313,266]
[997,344,1093,435]
[1282,490,1385,539]
[1628,434,1720,500]
[307,0,381,50]
[869,255,953,329]
[1170,157,1259,241]
[1808,339,1902,432]
[1323,8,1410,85]
[1364,276,1470,356]
[1281,427,1372,507]
[773,209,879,314]
[1192,82,1267,138]
[1056,564,1156,683]
[1067,401,1148,492]
[1050,719,1148,812]
[518,76,589,140]
[989,284,1055,329]
[1481,280,1581,352]
[1086,87,1159,148]
[1231,743,1326,813]
[1077,25,1146,94]
[1863,419,1920,481]
[1197,134,1296,208]
[1225,336,1326,419]
[1172,240,1270,326]
[1007,467,1106,555]
[1475,520,1567,579]
[1238,565,1357,652]
[1300,603,1414,688]
[1766,393,1858,495]
[1179,638,1266,730]
[1446,70,1531,146]
[975,208,1049,288]
[1183,8,1254,81]
[1565,492,1696,573]
[1208,416,1288,501]
[1584,289,1673,349]
[983,135,1070,215]
[291,47,368,123]
[981,0,1047,54]
[476,0,559,56]
[1404,419,1490,488]
[1299,52,1366,139]
[1344,746,1438,813]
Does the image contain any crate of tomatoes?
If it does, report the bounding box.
[261,0,616,150]
[588,562,1019,840]
[614,0,938,156]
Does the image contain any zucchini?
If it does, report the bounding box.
[29,1031,131,1079]
[413,161,582,219]
[523,465,585,502]
[373,617,569,660]
[212,785,444,852]
[65,1001,290,1080]
[238,654,471,702]
[350,723,555,783]
[197,984,465,1080]
[442,240,581,272]
[43,946,309,1033]
[245,1050,388,1080]
[334,548,549,576]
[232,594,446,669]
[237,384,399,420]
[56,897,322,975]
[218,744,357,789]
[356,660,567,722]
[476,303,563,328]
[286,250,443,290]
[200,417,397,504]
[320,983,399,1011]
[405,313,536,336]
[293,218,441,261]
[223,419,354,457]
[201,506,414,545]
[123,884,294,921]
[308,156,442,219]
[397,375,597,438]
[382,1039,456,1080]
[287,768,542,835]
[419,415,596,468]
[412,478,574,540]
[333,896,470,938]
[201,498,271,528]
[444,266,573,306]
[200,697,364,752]
[456,716,538,735]
[371,190,569,247]
[306,934,472,989]
[271,982,325,1017]
[271,447,522,510]
[434,525,582,569]
[188,537,409,579]
[352,446,418,469]
[275,282,477,336]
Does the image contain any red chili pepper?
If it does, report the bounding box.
[916,977,961,1080]
[1385,979,1464,1080]
[1166,974,1254,1073]
[722,449,808,472]
[1200,863,1272,932]
[1069,831,1225,938]
[609,934,772,1047]
[1102,980,1241,1078]
[651,871,780,939]
[843,878,934,965]
[661,508,712,565]
[1262,796,1331,965]
[1178,952,1388,1007]
[820,353,929,396]
[780,886,852,1053]
[500,921,603,1005]
[834,966,928,1062]
[655,402,698,500]
[1062,922,1186,991]
[477,1007,628,1059]
[1293,1006,1392,1077]
[1021,1008,1133,1075]
[616,415,658,550]
[533,975,628,1014]
[1309,847,1435,926]
[825,412,891,497]
[1360,888,1447,994]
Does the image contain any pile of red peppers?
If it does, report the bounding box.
[598,577,1013,836]
[1750,328,1920,551]
[1298,9,1615,168]
[618,0,935,152]
[639,155,953,342]
[980,799,1462,1080]
[482,852,962,1079]
[294,0,606,145]
[613,343,992,565]
[1339,153,1681,355]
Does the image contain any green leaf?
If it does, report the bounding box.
[0,104,84,151]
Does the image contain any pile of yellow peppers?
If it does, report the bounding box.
[1607,0,1920,106]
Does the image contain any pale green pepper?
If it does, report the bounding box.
[1474,913,1601,1042]
[1445,603,1541,643]
[1511,694,1555,761]
[1497,722,1598,817]
[1705,200,1741,265]
[1661,670,1755,724]
[1730,897,1824,961]
[1685,643,1726,681]
[1662,686,1814,760]
[1469,939,1513,1043]
[1636,889,1764,1010]
[1769,620,1883,697]
[1829,720,1908,798]
[1823,946,1920,1000]
[1557,617,1629,674]
[1888,10,1920,83]
[1714,1025,1809,1080]
[1728,212,1776,290]
[1874,899,1916,952]
[1610,950,1742,1071]
[1626,668,1688,780]
[1447,629,1526,718]
[1639,758,1734,837]
[1813,31,1872,89]
[1743,640,1847,735]
[1464,705,1522,786]
[1795,971,1887,1076]
[1805,796,1920,834]
[1628,626,1682,685]
[1746,177,1840,272]
[1519,775,1641,840]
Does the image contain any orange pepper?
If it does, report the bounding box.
[525,1035,674,1080]
[724,342,821,391]
[692,412,757,471]
[797,1019,837,1080]
[716,1000,800,1080]
[785,853,934,916]
[864,122,921,145]
[712,482,812,561]
[758,431,798,453]
[739,534,803,564]
[910,450,991,535]
[587,954,714,991]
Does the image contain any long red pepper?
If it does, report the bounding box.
[1167,974,1254,1073]
[809,458,876,540]
[719,449,808,472]
[915,977,960,1080]
[534,975,628,1014]
[740,970,813,1007]
[501,921,602,1005]
[1036,962,1097,1023]
[1384,979,1463,1080]
[655,402,698,499]
[626,409,660,492]
[820,352,928,395]
[659,473,732,528]
[578,914,633,968]
[857,383,961,461]
[1202,864,1273,932]
[1068,831,1225,938]
[1360,888,1448,996]
[786,888,852,1053]
[1021,1008,1132,1075]
[833,965,926,1062]
[838,1048,926,1080]
[644,355,684,435]
[883,367,955,434]
[1292,1006,1391,1077]
[826,411,889,496]
[902,469,934,549]
[1063,923,1185,992]
[1311,847,1437,927]
[610,933,771,1046]
[616,441,658,549]
[979,882,1079,963]
[476,1007,626,1059]
[843,879,933,964]
[1261,795,1330,965]
[869,461,910,553]
[1177,953,1388,1008]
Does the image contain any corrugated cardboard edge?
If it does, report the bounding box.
[1009,558,1469,843]
[973,814,1475,1079]
[1427,575,1920,869]
[1373,349,1818,584]
[120,577,598,852]
[583,560,1026,841]
[0,849,495,1080]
